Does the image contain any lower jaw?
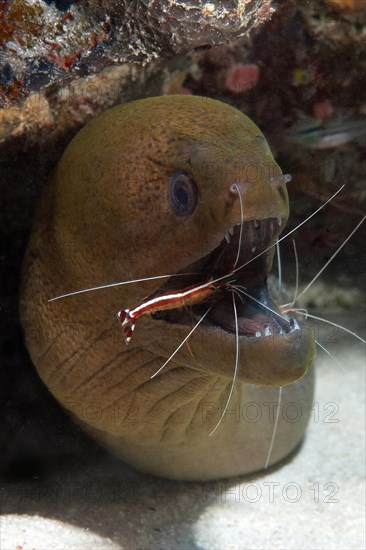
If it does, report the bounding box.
[176,323,316,387]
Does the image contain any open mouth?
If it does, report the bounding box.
[150,218,299,339]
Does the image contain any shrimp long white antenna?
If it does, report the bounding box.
[276,240,282,293]
[209,291,240,437]
[293,311,366,345]
[315,339,352,378]
[281,239,300,311]
[49,274,184,302]
[229,183,244,270]
[264,386,282,470]
[295,214,366,302]
[292,239,299,307]
[150,307,212,379]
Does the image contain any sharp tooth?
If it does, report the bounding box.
[277,217,282,226]
[268,220,273,239]
[290,318,300,331]
[224,232,230,243]
[251,243,256,252]
[255,331,261,338]
[254,220,260,229]
[264,326,272,337]
[228,227,234,235]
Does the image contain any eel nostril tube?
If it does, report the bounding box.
[271,173,292,187]
[229,182,240,194]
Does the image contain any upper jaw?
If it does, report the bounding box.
[205,218,284,280]
[223,216,285,251]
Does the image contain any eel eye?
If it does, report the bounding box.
[168,171,197,216]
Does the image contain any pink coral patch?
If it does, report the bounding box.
[225,63,260,93]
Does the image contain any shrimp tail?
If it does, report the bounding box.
[117,309,135,344]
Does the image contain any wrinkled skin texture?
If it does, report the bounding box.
[20,96,315,481]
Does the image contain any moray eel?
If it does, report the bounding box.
[20,96,315,481]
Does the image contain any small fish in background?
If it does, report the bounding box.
[284,117,366,150]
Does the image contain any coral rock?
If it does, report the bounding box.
[325,0,366,12]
